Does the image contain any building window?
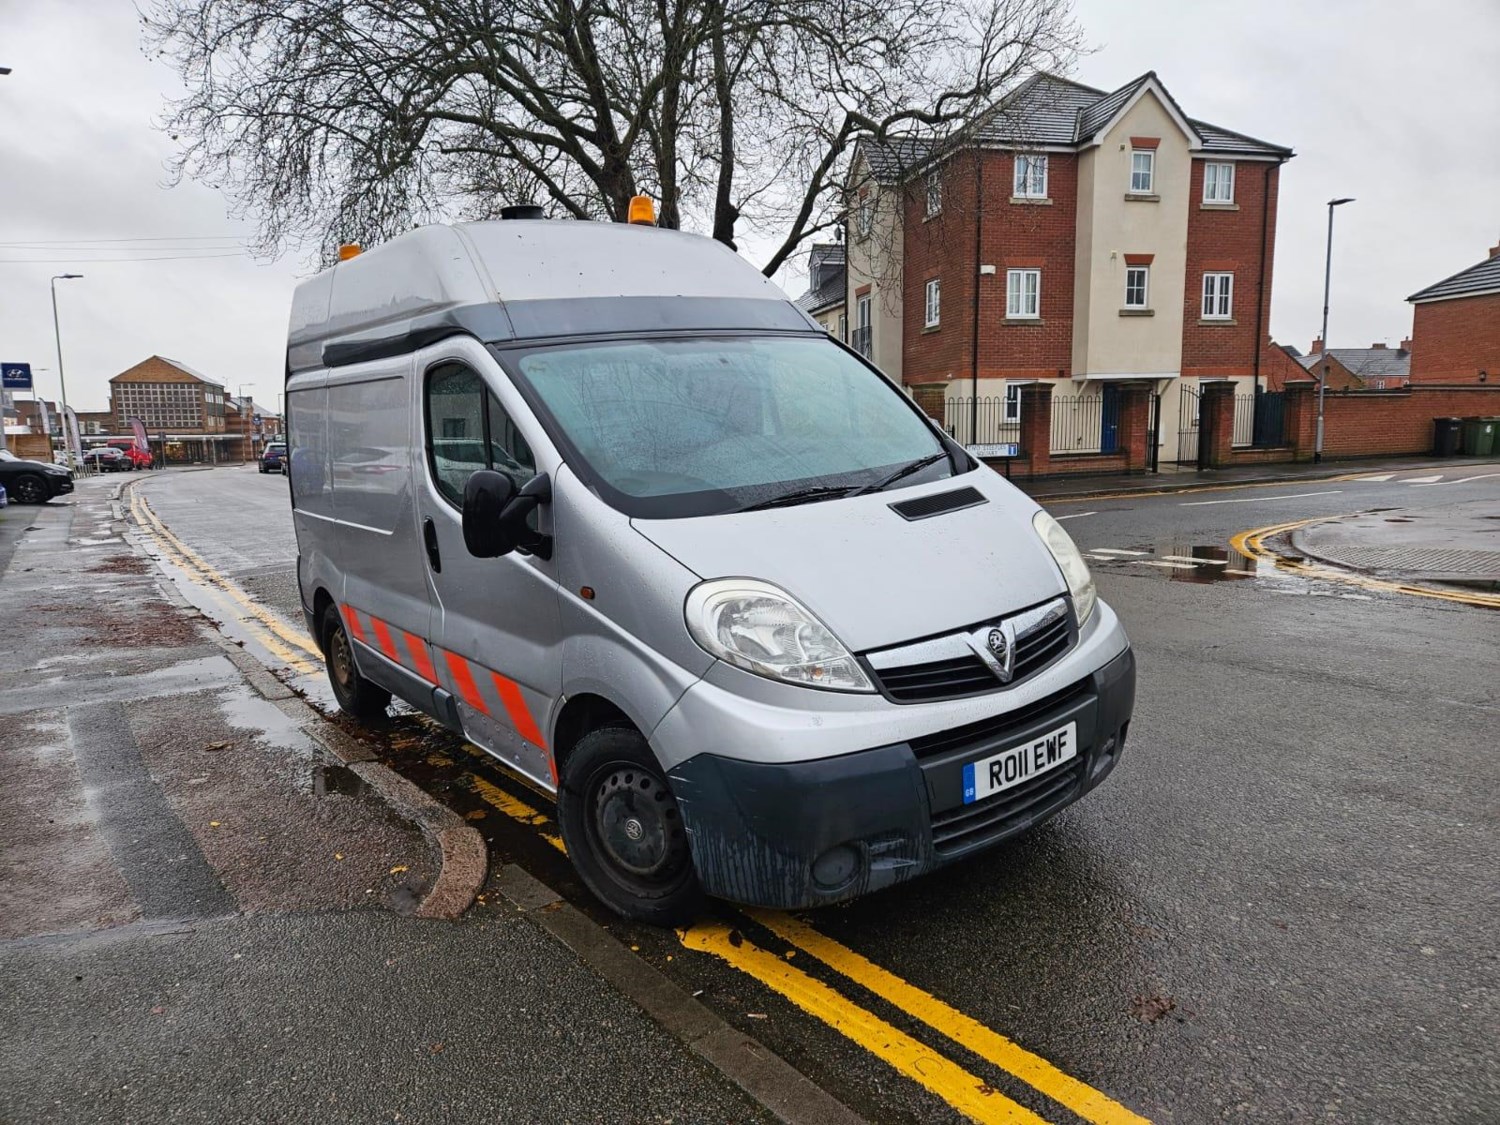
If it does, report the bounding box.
[855,195,873,239]
[854,294,873,359]
[1203,162,1234,203]
[1013,154,1048,198]
[925,170,942,217]
[1006,268,1040,319]
[924,279,941,328]
[1202,272,1233,319]
[1130,150,1155,193]
[1004,384,1022,422]
[1125,266,1149,309]
[836,312,847,341]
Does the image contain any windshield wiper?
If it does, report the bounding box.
[732,484,857,513]
[848,452,948,496]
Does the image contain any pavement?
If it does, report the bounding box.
[0,473,798,1123]
[1016,452,1500,501]
[84,463,1500,1124]
[1292,499,1500,583]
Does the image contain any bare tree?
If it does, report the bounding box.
[145,0,1082,270]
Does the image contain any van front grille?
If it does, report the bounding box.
[866,599,1076,703]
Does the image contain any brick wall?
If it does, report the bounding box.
[1318,384,1500,456]
[1409,293,1500,383]
[902,151,1077,385]
[980,152,1077,380]
[1181,161,1281,380]
[902,153,980,385]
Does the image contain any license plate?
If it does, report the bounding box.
[962,721,1077,804]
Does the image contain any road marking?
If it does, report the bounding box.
[753,912,1150,1125]
[681,921,1052,1125]
[1449,472,1500,485]
[462,761,1141,1124]
[1135,560,1198,570]
[1231,517,1500,610]
[127,488,321,673]
[1087,548,1149,556]
[1401,474,1443,483]
[469,774,566,854]
[1179,489,1342,507]
[1160,555,1227,565]
[1054,511,1096,521]
[1351,473,1395,481]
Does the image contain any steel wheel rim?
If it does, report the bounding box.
[589,765,688,881]
[330,626,355,690]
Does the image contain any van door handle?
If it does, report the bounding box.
[422,518,441,573]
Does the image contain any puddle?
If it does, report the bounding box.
[313,763,369,798]
[216,684,315,750]
[1085,543,1257,584]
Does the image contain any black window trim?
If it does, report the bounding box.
[421,358,537,512]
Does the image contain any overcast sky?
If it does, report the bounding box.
[2,0,1497,414]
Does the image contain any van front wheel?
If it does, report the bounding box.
[320,603,391,720]
[559,727,703,926]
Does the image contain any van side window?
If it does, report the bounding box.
[425,363,536,507]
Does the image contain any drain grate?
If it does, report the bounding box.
[1312,545,1500,579]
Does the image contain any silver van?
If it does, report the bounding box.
[286,212,1135,924]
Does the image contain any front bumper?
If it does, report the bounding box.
[667,646,1135,909]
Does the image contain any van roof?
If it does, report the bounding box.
[287,220,819,375]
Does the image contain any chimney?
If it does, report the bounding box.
[1371,342,1387,349]
[1311,336,1324,355]
[1490,236,1500,259]
[1400,336,1412,352]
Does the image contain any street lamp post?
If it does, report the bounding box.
[50,274,83,469]
[1315,198,1355,463]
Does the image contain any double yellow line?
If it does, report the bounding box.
[462,761,1149,1125]
[1231,516,1500,610]
[125,481,1150,1122]
[125,484,324,673]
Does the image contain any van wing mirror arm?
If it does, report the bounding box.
[502,472,553,560]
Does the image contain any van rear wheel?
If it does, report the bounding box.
[558,727,703,926]
[320,603,391,720]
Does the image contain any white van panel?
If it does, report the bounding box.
[328,372,409,534]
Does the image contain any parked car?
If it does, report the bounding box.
[0,482,7,509]
[80,447,131,472]
[0,449,75,503]
[260,442,288,474]
[106,440,153,469]
[288,212,1134,924]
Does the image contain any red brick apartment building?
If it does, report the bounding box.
[844,72,1292,466]
[1407,241,1500,384]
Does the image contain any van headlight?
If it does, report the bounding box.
[1032,510,1096,626]
[685,578,874,692]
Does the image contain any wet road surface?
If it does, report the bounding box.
[134,464,1500,1123]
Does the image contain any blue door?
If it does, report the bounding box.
[1100,384,1121,454]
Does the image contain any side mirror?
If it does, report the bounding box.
[461,470,553,559]
[462,470,517,557]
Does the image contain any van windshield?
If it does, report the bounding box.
[501,335,957,517]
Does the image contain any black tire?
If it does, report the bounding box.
[319,603,391,720]
[558,727,703,926]
[10,473,49,504]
